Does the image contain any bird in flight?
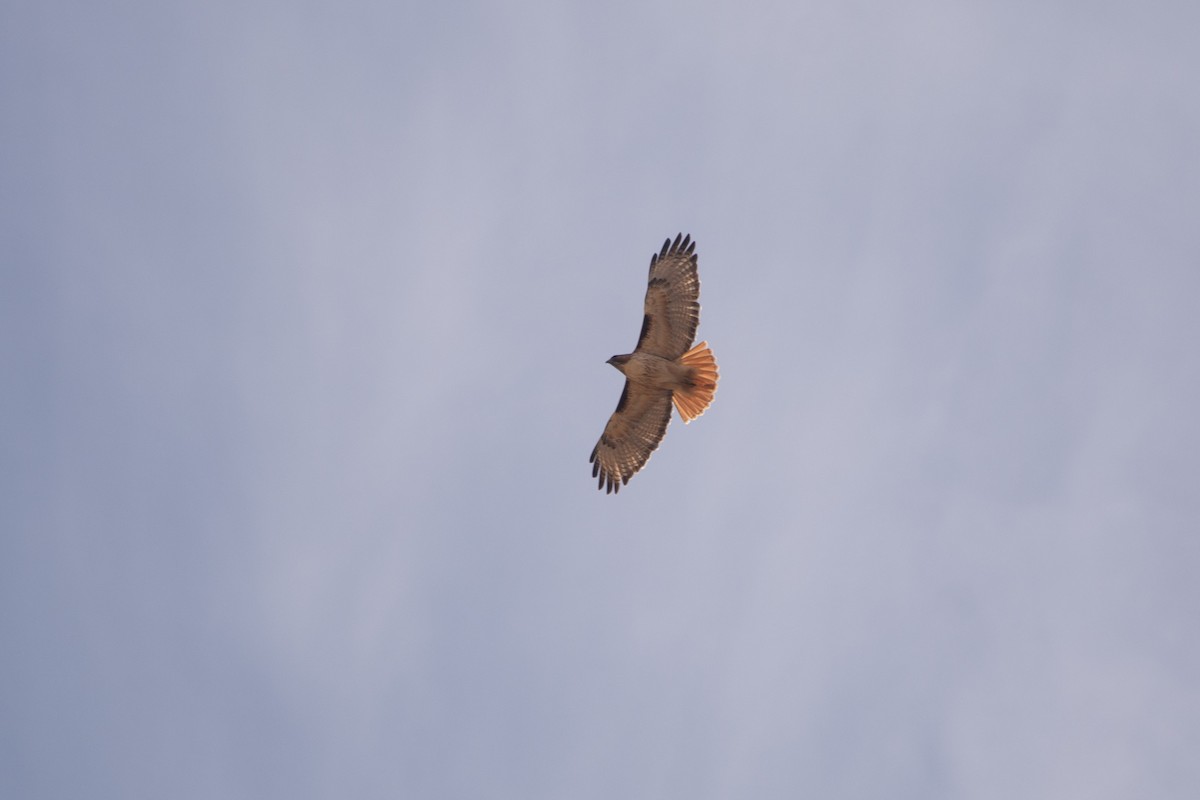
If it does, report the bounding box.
[590,233,719,494]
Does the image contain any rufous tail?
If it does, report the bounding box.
[673,341,719,423]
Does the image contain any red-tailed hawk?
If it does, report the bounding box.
[590,233,719,494]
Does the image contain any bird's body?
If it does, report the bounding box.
[609,352,691,387]
[590,234,718,494]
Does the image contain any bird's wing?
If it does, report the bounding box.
[633,233,701,359]
[589,381,674,494]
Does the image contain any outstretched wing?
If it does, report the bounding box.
[633,233,701,359]
[589,381,674,494]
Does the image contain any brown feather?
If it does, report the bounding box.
[672,341,719,423]
[636,234,701,359]
[589,387,674,493]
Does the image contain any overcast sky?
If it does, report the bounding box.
[3,1,1199,798]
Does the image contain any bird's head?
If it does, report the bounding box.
[606,354,632,374]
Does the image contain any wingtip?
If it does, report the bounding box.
[651,232,697,268]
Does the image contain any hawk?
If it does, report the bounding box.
[589,233,719,494]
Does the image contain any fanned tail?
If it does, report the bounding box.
[672,341,719,423]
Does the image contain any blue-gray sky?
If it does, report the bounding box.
[3,1,1199,797]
